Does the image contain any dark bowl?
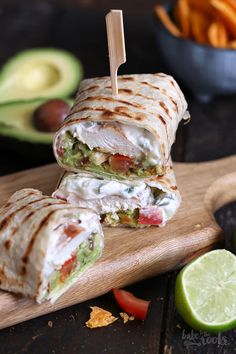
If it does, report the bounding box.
[153,4,236,102]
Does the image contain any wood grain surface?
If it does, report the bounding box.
[0,155,235,329]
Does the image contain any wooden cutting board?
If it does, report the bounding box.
[0,155,236,329]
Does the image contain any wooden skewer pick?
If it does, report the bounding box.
[106,9,126,97]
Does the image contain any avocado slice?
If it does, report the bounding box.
[0,98,73,144]
[0,48,82,103]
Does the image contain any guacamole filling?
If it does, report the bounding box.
[46,233,102,300]
[58,132,164,178]
[102,209,139,227]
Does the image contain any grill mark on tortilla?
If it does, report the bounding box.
[64,113,91,122]
[141,81,161,90]
[135,79,179,113]
[119,76,135,81]
[158,114,169,142]
[78,85,99,95]
[22,209,58,266]
[160,102,172,119]
[170,97,178,113]
[0,196,54,233]
[3,191,37,210]
[158,89,179,113]
[6,201,66,250]
[117,88,133,94]
[79,95,143,109]
[67,107,147,122]
[4,239,11,250]
[67,107,134,120]
[130,92,162,102]
[158,114,166,126]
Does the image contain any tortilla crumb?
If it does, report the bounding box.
[120,312,135,323]
[47,321,53,328]
[86,306,118,328]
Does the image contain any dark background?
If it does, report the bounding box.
[0,1,236,353]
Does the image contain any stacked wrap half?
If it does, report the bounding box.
[53,73,188,227]
[0,189,104,303]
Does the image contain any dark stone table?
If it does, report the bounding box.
[0,1,235,353]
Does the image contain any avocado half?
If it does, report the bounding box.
[0,98,73,144]
[0,48,83,103]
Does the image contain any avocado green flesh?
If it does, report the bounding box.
[60,132,163,179]
[0,48,83,103]
[46,233,102,300]
[0,98,72,143]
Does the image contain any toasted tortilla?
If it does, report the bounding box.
[0,189,104,303]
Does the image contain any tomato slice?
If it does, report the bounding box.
[109,154,133,173]
[56,145,65,157]
[60,254,77,282]
[112,288,150,320]
[138,207,163,225]
[64,224,84,238]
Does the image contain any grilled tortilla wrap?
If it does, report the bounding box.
[53,164,181,227]
[0,188,104,303]
[53,73,189,179]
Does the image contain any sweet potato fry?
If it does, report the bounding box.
[155,5,182,37]
[190,9,210,44]
[228,40,236,48]
[208,21,228,47]
[210,0,236,37]
[220,0,236,12]
[176,0,191,37]
[188,0,213,17]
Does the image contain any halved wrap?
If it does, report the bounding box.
[53,73,189,179]
[53,164,181,227]
[0,188,104,303]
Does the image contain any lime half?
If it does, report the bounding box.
[175,249,236,333]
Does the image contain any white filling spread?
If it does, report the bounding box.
[54,174,154,214]
[154,191,180,224]
[53,174,181,226]
[72,122,162,165]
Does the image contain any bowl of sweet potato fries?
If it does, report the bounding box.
[154,0,236,101]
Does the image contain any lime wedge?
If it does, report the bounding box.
[175,249,236,332]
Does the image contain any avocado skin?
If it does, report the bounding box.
[0,48,83,103]
[0,98,73,144]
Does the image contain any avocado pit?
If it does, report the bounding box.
[32,99,70,132]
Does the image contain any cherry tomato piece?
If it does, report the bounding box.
[112,288,150,320]
[109,154,133,173]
